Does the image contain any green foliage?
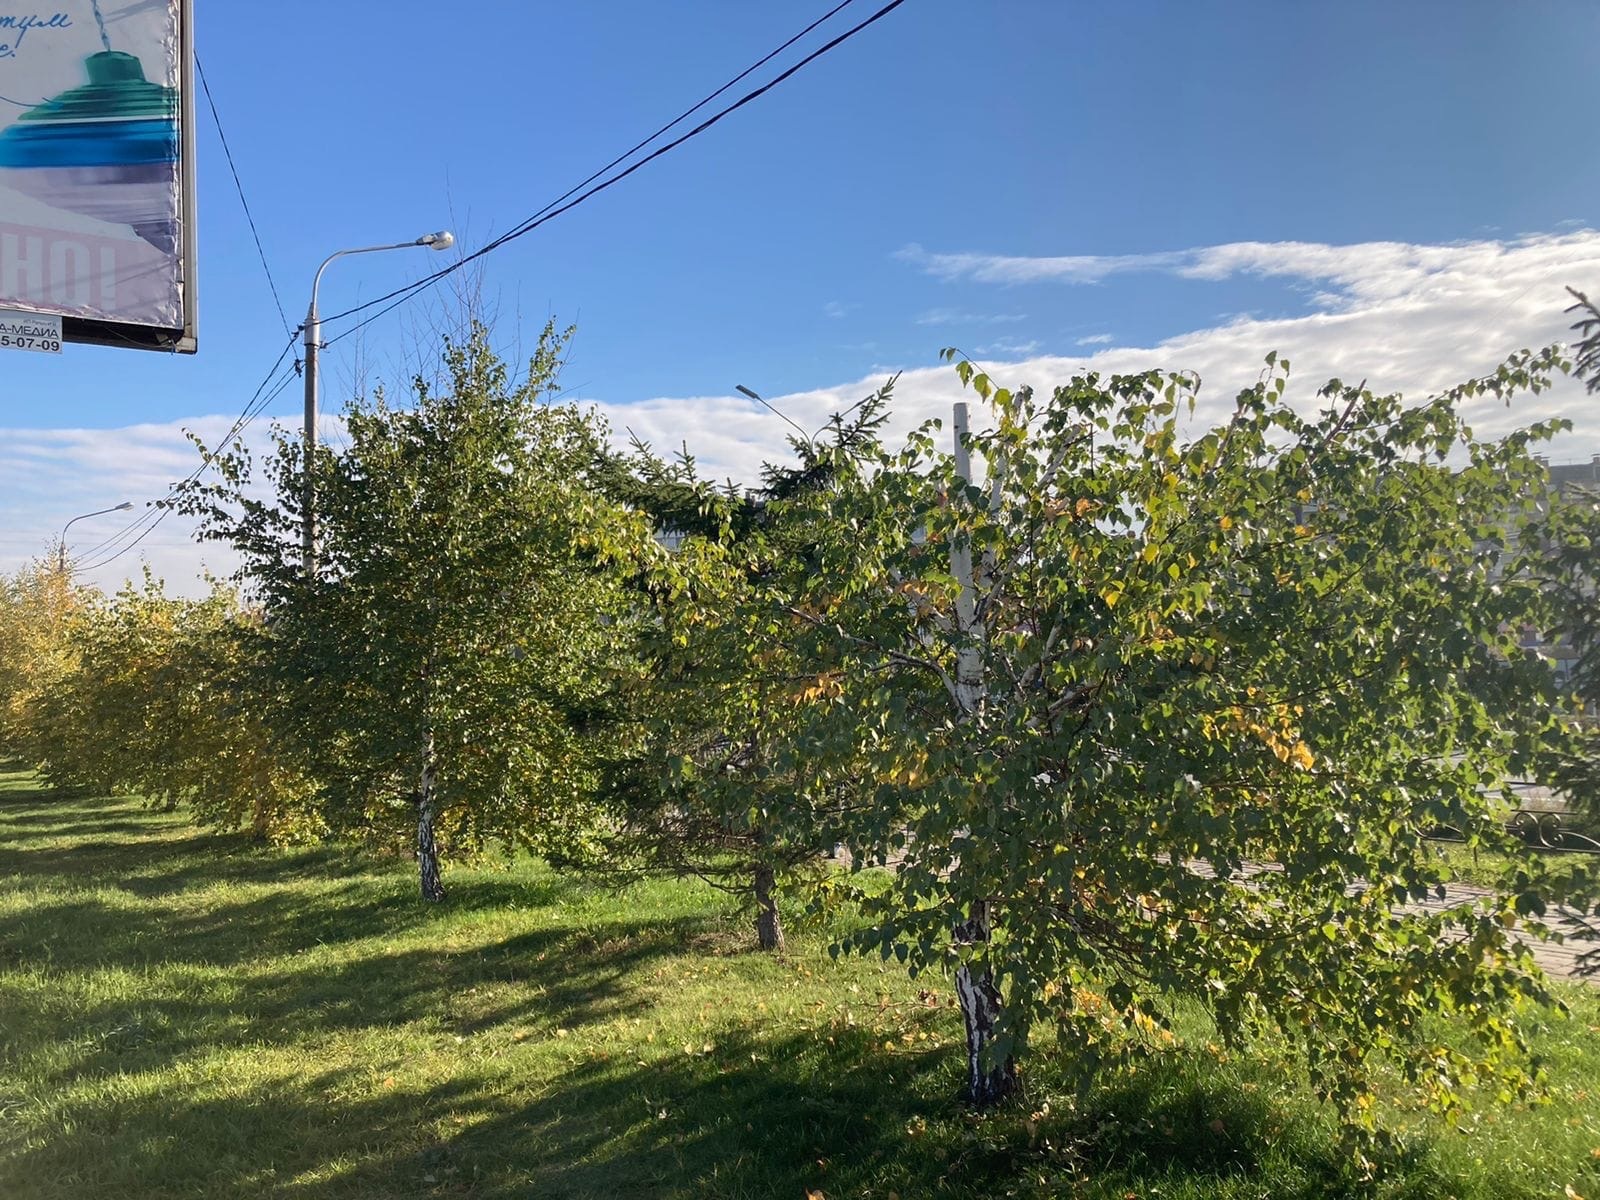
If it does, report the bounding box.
[579,385,895,939]
[1567,287,1600,395]
[1530,450,1600,975]
[750,347,1593,1127]
[183,322,650,883]
[23,572,319,840]
[0,558,88,762]
[1540,482,1600,812]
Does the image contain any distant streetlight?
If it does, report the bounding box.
[59,501,134,573]
[301,230,455,574]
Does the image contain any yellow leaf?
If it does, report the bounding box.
[1219,515,1233,531]
[381,1076,396,1089]
[1141,543,1159,564]
[1566,1186,1584,1200]
[807,1191,828,1200]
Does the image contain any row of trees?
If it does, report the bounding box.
[4,316,1599,1131]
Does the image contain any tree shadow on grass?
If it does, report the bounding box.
[0,822,368,897]
[0,813,165,838]
[9,888,726,1093]
[0,1026,1466,1200]
[2,1028,962,1200]
[0,781,586,909]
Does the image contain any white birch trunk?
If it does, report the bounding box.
[949,401,1016,1104]
[417,727,445,903]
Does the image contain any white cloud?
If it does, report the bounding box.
[7,230,1600,595]
[607,230,1600,479]
[1076,333,1115,346]
[822,300,857,319]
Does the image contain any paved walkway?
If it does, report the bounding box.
[1180,859,1597,984]
[1401,879,1595,983]
[836,850,1597,983]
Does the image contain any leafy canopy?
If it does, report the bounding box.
[752,348,1585,1123]
[183,322,647,864]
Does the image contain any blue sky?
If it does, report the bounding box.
[5,0,1600,585]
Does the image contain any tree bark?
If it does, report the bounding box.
[417,731,445,903]
[753,862,785,952]
[948,404,1014,1105]
[954,901,1016,1106]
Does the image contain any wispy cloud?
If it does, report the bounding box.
[898,242,1186,285]
[975,337,1041,357]
[914,307,1028,327]
[1076,333,1114,346]
[822,300,858,319]
[897,232,1600,316]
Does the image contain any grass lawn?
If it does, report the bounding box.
[2,765,1600,1199]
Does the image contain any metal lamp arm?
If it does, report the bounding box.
[306,241,423,327]
[61,504,126,540]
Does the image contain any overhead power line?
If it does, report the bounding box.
[319,0,908,346]
[196,53,292,339]
[70,0,912,574]
[72,335,302,573]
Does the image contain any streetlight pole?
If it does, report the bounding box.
[301,230,454,576]
[59,501,134,573]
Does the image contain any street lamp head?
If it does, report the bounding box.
[417,230,455,251]
[113,501,133,511]
[735,384,761,401]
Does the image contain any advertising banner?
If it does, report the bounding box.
[0,1,195,351]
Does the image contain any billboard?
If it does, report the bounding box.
[0,0,195,352]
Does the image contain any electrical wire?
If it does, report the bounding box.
[196,53,292,339]
[72,0,912,573]
[73,368,298,572]
[71,335,301,573]
[318,0,907,346]
[319,0,869,333]
[72,369,298,573]
[75,349,299,568]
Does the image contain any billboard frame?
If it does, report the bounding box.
[18,0,198,354]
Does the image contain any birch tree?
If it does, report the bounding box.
[579,391,892,950]
[759,347,1593,1123]
[186,322,642,899]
